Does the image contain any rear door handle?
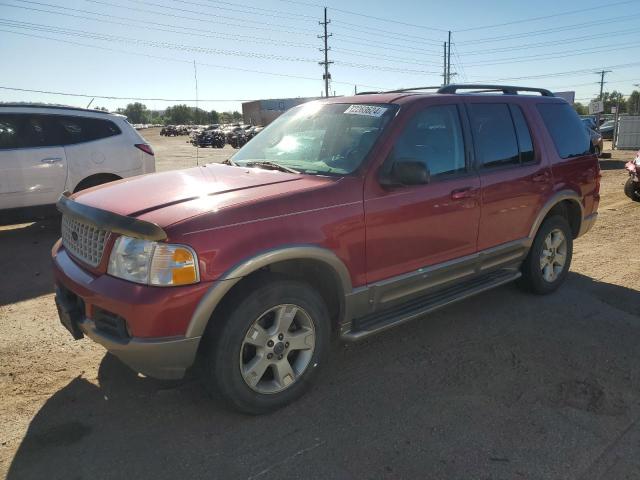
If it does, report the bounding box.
[532,172,550,182]
[451,187,477,200]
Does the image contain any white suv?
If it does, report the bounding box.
[0,105,155,210]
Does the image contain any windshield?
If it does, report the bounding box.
[231,102,396,175]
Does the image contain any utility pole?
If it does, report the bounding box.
[446,31,452,85]
[598,69,611,100]
[634,83,639,114]
[443,42,447,85]
[318,7,333,98]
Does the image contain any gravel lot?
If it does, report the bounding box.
[1,131,639,480]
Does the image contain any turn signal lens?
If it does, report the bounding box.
[149,245,199,286]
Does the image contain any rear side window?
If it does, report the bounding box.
[509,105,535,163]
[468,104,519,168]
[54,116,121,145]
[537,103,590,159]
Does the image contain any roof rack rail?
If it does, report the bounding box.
[437,84,554,97]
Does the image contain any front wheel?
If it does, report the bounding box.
[518,215,573,295]
[624,177,640,202]
[201,277,330,414]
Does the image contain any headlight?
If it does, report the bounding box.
[107,236,199,286]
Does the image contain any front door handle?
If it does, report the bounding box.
[451,187,477,200]
[41,157,63,164]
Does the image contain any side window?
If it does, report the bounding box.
[510,105,535,163]
[468,104,519,168]
[54,116,121,145]
[0,115,23,149]
[536,103,590,159]
[391,105,466,177]
[0,115,62,149]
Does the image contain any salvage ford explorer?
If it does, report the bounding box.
[52,84,600,414]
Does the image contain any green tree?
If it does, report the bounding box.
[210,110,220,124]
[573,102,588,115]
[232,110,243,122]
[219,111,233,124]
[164,104,192,124]
[628,90,640,115]
[122,102,149,123]
[594,91,627,114]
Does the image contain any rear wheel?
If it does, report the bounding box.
[624,177,640,202]
[74,174,121,192]
[518,215,573,295]
[201,277,330,414]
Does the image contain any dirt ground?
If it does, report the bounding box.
[1,134,639,480]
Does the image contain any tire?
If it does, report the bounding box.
[201,276,330,414]
[624,177,640,202]
[518,215,573,295]
[74,174,120,193]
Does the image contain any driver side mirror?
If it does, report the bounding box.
[379,158,430,188]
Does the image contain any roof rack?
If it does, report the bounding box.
[0,103,113,113]
[437,84,554,97]
[355,84,554,97]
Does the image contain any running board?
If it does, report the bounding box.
[340,269,521,342]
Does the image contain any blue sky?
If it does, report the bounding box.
[1,0,639,112]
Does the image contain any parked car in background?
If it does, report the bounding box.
[52,85,599,414]
[586,126,603,156]
[0,105,155,211]
[599,120,615,140]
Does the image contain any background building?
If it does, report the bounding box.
[242,97,319,126]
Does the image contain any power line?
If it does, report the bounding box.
[456,27,638,56]
[457,12,640,44]
[12,0,314,36]
[1,19,442,75]
[274,0,449,32]
[0,28,386,89]
[0,85,251,102]
[0,19,320,62]
[455,0,637,32]
[461,41,640,68]
[2,2,318,48]
[330,21,443,45]
[469,61,640,83]
[103,0,314,33]
[5,1,443,63]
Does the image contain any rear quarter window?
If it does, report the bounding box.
[536,103,590,159]
[54,116,122,145]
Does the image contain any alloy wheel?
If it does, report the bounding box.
[539,228,568,283]
[239,304,316,394]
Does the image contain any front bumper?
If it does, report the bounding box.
[578,212,598,237]
[52,240,209,379]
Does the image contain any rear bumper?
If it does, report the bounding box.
[52,240,208,379]
[578,212,598,237]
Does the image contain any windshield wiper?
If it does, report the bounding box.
[222,158,238,166]
[244,161,300,174]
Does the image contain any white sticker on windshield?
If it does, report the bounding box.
[344,105,388,117]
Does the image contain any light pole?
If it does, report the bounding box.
[634,83,639,115]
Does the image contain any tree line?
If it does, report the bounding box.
[574,90,640,116]
[116,102,243,125]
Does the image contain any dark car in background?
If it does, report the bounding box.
[599,120,615,140]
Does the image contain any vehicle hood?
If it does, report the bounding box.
[73,163,336,227]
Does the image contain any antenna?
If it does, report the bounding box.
[193,60,199,166]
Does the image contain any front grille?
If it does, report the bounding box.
[61,215,108,267]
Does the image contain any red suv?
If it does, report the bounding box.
[52,85,600,414]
